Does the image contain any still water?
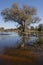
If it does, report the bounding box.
[0,32,38,51]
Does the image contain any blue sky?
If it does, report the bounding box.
[0,0,43,29]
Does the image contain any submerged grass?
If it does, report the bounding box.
[0,47,43,65]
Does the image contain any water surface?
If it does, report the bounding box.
[0,32,38,52]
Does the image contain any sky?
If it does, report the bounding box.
[0,0,43,29]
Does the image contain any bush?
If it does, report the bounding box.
[34,37,43,46]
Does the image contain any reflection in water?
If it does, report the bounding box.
[0,32,38,51]
[0,32,21,50]
[21,34,38,47]
[28,36,38,45]
[0,35,10,40]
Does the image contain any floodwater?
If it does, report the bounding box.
[0,32,38,52]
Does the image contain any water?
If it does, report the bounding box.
[0,32,38,52]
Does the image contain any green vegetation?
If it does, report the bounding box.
[34,37,43,47]
[38,24,43,31]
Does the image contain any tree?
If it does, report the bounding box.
[38,24,43,37]
[38,24,43,31]
[30,26,35,30]
[1,3,41,33]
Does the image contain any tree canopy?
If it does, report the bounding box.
[38,24,43,31]
[1,3,41,32]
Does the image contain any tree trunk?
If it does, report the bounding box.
[21,21,26,48]
[22,21,25,32]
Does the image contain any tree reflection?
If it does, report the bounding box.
[18,32,29,48]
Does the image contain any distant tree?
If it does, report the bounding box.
[34,27,38,31]
[38,24,43,31]
[1,3,41,33]
[30,26,34,30]
[0,27,4,30]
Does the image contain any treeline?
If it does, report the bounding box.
[0,28,19,32]
[0,24,43,32]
